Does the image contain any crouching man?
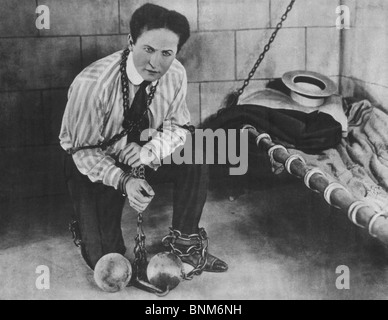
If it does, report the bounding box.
[60,3,228,274]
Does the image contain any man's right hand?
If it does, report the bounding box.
[125,178,155,213]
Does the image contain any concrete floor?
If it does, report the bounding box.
[1,175,388,300]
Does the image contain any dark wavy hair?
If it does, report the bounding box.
[130,3,190,53]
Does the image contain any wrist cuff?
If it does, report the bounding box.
[119,172,133,197]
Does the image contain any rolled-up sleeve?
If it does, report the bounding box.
[59,78,124,189]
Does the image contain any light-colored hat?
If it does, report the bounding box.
[282,70,338,107]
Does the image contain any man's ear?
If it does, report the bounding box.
[127,34,134,50]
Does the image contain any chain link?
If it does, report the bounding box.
[129,163,149,279]
[121,48,158,133]
[134,212,148,279]
[236,0,296,100]
[69,220,82,247]
[162,228,209,280]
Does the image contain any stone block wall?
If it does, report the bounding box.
[340,0,388,109]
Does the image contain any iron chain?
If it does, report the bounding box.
[162,228,209,280]
[237,0,296,98]
[134,212,148,278]
[130,162,148,277]
[121,48,158,133]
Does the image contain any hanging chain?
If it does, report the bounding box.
[69,220,82,247]
[134,212,148,279]
[236,0,296,99]
[131,166,148,280]
[120,48,158,133]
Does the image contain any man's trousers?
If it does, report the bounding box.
[64,149,209,270]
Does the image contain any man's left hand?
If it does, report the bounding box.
[119,142,155,168]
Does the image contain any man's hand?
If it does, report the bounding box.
[125,178,155,213]
[119,142,156,168]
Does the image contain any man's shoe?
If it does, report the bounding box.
[181,252,228,273]
[162,228,228,275]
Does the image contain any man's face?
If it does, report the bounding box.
[130,28,179,82]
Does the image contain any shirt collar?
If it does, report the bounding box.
[126,51,144,86]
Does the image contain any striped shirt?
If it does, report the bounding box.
[59,50,191,190]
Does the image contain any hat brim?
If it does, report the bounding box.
[282,70,337,98]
